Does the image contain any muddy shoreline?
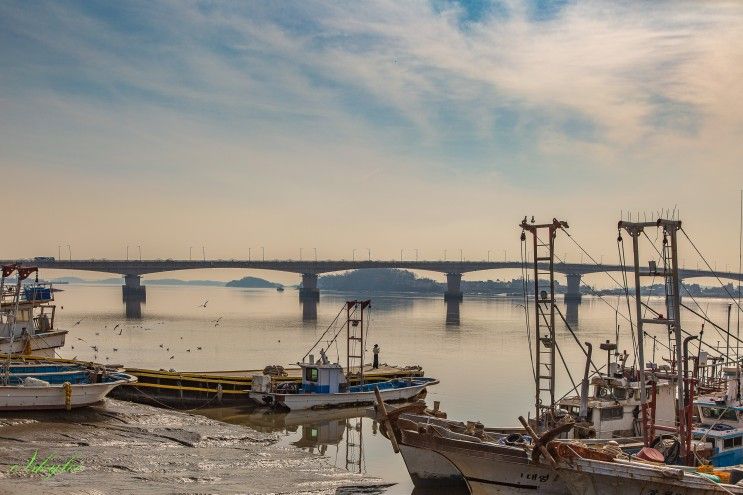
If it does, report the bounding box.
[0,399,387,494]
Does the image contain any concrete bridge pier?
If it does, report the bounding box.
[122,274,146,301]
[299,273,320,301]
[564,273,582,303]
[444,273,463,301]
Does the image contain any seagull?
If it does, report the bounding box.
[118,329,123,335]
[212,317,223,324]
[166,347,170,351]
[113,348,118,352]
[91,345,98,352]
[159,344,164,348]
[113,324,120,330]
[196,347,202,350]
[186,349,191,353]
[95,332,100,336]
[76,337,87,343]
[197,300,208,308]
[169,355,174,360]
[73,319,83,326]
[71,345,75,350]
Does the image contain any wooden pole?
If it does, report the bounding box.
[375,386,400,453]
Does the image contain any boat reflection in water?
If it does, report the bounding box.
[200,406,371,473]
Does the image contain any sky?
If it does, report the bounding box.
[1,1,742,283]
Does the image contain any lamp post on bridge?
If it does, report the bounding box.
[261,246,265,261]
[58,245,61,260]
[400,249,403,262]
[367,248,371,261]
[189,246,193,261]
[314,248,317,262]
[138,245,141,261]
[126,245,129,261]
[460,248,463,262]
[249,247,251,261]
[443,249,447,261]
[299,248,302,261]
[202,246,205,261]
[415,249,418,261]
[67,245,71,261]
[488,250,491,262]
[352,249,356,261]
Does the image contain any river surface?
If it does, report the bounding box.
[51,284,739,493]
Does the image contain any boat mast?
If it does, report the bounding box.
[619,219,688,460]
[346,300,370,385]
[520,217,568,429]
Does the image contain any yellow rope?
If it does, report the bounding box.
[63,381,72,411]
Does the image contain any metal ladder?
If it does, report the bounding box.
[520,218,568,427]
[346,300,371,385]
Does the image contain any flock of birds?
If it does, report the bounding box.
[65,299,220,363]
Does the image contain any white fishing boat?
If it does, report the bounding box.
[250,361,437,411]
[249,299,438,411]
[1,264,67,357]
[0,361,136,410]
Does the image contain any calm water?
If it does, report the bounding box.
[52,284,738,493]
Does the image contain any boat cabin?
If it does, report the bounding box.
[558,374,676,439]
[299,361,348,394]
[0,282,57,341]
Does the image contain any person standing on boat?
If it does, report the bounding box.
[372,344,380,369]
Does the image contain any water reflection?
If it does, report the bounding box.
[565,300,579,326]
[301,298,318,321]
[123,296,144,319]
[445,300,460,326]
[200,407,371,474]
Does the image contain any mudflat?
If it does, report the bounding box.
[0,399,386,495]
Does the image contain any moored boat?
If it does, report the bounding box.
[250,360,437,411]
[249,299,438,411]
[1,264,68,357]
[0,360,136,410]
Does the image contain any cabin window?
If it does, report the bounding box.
[701,407,738,422]
[735,437,742,447]
[612,388,627,400]
[305,367,319,382]
[724,438,735,449]
[600,406,623,420]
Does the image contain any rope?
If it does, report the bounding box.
[63,381,72,411]
[520,232,536,382]
[680,228,743,314]
[131,385,222,412]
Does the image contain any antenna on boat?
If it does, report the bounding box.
[519,217,568,430]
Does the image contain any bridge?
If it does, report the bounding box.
[3,258,742,304]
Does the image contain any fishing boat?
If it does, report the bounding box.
[249,300,438,411]
[0,264,67,357]
[0,360,136,410]
[250,360,437,411]
[504,217,743,494]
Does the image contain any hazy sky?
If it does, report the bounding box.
[1,1,742,282]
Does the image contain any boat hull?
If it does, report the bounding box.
[0,375,135,411]
[558,458,743,495]
[250,380,433,411]
[399,428,566,495]
[399,443,466,488]
[0,331,67,358]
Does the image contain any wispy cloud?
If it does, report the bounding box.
[0,1,741,264]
